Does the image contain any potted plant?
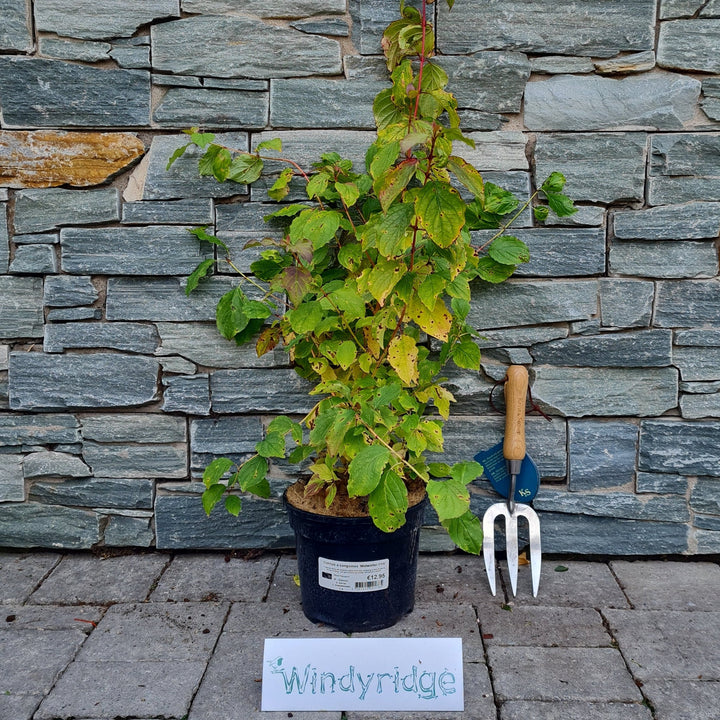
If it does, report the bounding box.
[168,0,575,632]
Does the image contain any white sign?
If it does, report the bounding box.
[261,637,464,711]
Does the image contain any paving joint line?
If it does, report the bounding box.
[143,551,174,602]
[261,553,283,603]
[473,602,503,720]
[606,561,636,610]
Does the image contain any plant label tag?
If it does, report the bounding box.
[262,637,464,711]
[317,557,389,593]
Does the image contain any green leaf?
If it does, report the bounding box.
[373,88,406,130]
[484,183,519,215]
[166,142,190,170]
[227,154,263,184]
[306,172,329,199]
[335,181,360,208]
[202,457,234,487]
[189,131,215,149]
[237,455,270,498]
[545,192,577,217]
[477,256,516,284]
[330,284,367,322]
[488,235,530,265]
[418,274,446,311]
[335,340,357,370]
[541,171,566,194]
[376,159,417,213]
[347,444,391,497]
[442,511,483,554]
[450,460,483,485]
[304,210,341,248]
[287,300,323,334]
[362,202,414,256]
[224,495,242,516]
[420,61,449,92]
[268,168,295,201]
[388,334,419,386]
[338,243,363,271]
[280,266,313,306]
[202,483,225,516]
[427,477,470,521]
[367,257,406,305]
[534,205,550,222]
[255,138,283,153]
[268,415,302,441]
[428,462,452,477]
[188,226,229,254]
[216,288,249,340]
[256,431,286,458]
[447,156,484,199]
[415,181,466,248]
[185,258,215,295]
[266,203,311,219]
[368,469,408,532]
[369,140,401,180]
[453,339,481,370]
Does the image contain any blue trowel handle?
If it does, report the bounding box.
[504,365,529,473]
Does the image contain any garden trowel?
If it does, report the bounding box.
[475,365,542,597]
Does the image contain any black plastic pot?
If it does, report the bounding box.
[284,492,427,633]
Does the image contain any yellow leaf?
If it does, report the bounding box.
[407,295,452,341]
[388,334,419,386]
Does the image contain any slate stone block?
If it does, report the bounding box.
[680,392,720,418]
[103,513,154,546]
[13,188,120,234]
[536,490,689,523]
[468,280,598,330]
[156,322,287,369]
[650,177,720,205]
[436,52,530,113]
[691,478,720,515]
[29,477,154,509]
[0,58,150,127]
[0,277,44,339]
[190,416,264,473]
[0,454,24,502]
[9,352,159,411]
[162,374,211,415]
[121,198,213,225]
[437,0,656,57]
[533,330,672,367]
[533,367,678,417]
[538,513,688,554]
[599,279,654,328]
[661,0,708,19]
[43,276,98,308]
[610,240,719,279]
[674,346,720,381]
[107,277,237,321]
[473,227,605,277]
[0,413,80,446]
[0,203,8,274]
[639,420,720,476]
[0,0,32,52]
[155,492,294,549]
[0,502,99,548]
[131,133,248,201]
[531,56,595,74]
[655,280,720,327]
[153,87,268,128]
[456,131,528,171]
[676,328,720,346]
[524,72,700,131]
[9,244,58,274]
[81,413,185,443]
[13,233,58,245]
[613,202,720,240]
[38,38,111,62]
[109,45,150,70]
[636,472,689,495]
[211,368,316,414]
[595,50,657,74]
[35,0,179,39]
[658,19,720,72]
[83,441,186,479]
[290,18,349,36]
[182,0,346,16]
[23,451,91,479]
[151,16,341,79]
[568,420,639,490]
[46,308,101,322]
[43,322,160,354]
[349,0,421,54]
[60,226,212,275]
[534,133,647,204]
[270,78,383,128]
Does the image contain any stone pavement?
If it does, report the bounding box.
[1,551,719,720]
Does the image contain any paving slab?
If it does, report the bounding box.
[150,551,277,601]
[35,659,207,720]
[604,609,720,682]
[640,678,720,720]
[1,603,104,631]
[499,560,630,608]
[415,555,494,604]
[224,602,339,636]
[478,605,612,647]
[188,630,342,720]
[78,601,228,661]
[0,629,86,695]
[610,560,720,610]
[0,693,44,720]
[264,554,301,603]
[487,646,643,702]
[500,700,653,719]
[0,551,61,603]
[29,553,170,605]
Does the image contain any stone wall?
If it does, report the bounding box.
[1,0,719,554]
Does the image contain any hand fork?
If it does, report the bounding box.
[482,366,542,597]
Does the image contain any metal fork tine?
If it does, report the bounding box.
[525,507,542,597]
[506,511,519,597]
[482,506,498,596]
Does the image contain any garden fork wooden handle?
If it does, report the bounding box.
[503,365,528,464]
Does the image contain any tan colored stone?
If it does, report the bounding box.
[0,130,145,188]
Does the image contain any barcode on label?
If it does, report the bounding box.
[354,580,382,589]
